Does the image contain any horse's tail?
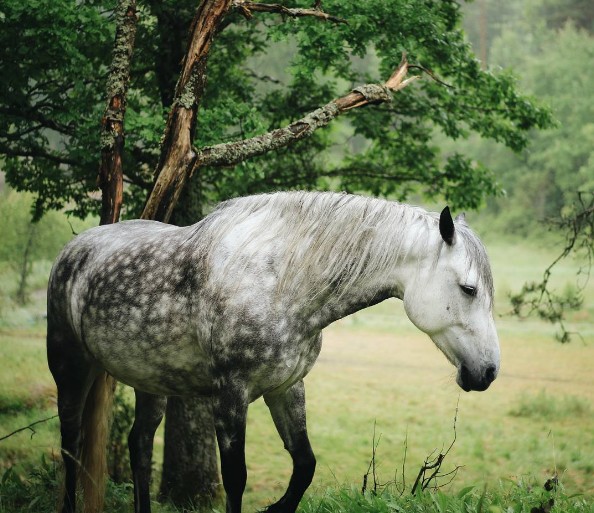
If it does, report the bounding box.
[79,372,116,513]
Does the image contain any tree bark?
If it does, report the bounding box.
[98,0,137,225]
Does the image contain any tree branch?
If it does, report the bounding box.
[0,106,75,136]
[192,55,417,169]
[0,145,78,166]
[233,1,348,24]
[98,0,138,225]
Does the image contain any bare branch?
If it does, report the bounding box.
[233,0,348,24]
[192,56,417,170]
[361,420,382,495]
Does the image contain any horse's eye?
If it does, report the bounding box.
[460,285,477,297]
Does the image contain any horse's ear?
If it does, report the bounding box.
[439,206,455,245]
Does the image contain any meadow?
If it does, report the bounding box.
[0,235,593,512]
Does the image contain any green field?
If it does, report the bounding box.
[0,237,593,512]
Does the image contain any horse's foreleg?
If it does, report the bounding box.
[129,390,167,513]
[213,387,249,513]
[263,380,316,513]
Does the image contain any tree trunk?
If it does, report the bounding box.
[141,0,233,222]
[159,397,219,505]
[98,0,137,225]
[15,222,36,305]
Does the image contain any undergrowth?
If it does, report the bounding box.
[2,458,593,513]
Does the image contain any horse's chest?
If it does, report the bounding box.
[211,324,323,400]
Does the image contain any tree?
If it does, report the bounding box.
[1,0,552,219]
[1,0,554,506]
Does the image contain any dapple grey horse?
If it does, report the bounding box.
[47,191,499,513]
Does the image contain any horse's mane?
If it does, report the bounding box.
[199,191,493,302]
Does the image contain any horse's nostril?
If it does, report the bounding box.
[460,365,471,391]
[485,365,496,384]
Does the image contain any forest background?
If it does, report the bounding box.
[0,0,593,512]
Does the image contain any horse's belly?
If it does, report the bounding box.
[83,326,212,396]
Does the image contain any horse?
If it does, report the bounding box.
[47,191,500,513]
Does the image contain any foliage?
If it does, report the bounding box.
[2,463,593,513]
[459,4,594,235]
[0,455,60,513]
[0,455,143,513]
[0,0,553,222]
[455,0,594,339]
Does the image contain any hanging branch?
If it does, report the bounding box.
[509,191,594,343]
[98,0,137,225]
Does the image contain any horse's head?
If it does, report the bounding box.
[403,207,500,392]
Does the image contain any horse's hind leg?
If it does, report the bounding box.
[47,329,98,513]
[213,385,249,513]
[128,390,166,513]
[263,380,316,513]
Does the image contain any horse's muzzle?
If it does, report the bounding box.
[459,364,497,392]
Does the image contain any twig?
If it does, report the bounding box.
[411,398,460,494]
[408,64,453,88]
[0,415,59,442]
[361,420,382,494]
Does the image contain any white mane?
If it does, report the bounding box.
[197,191,493,301]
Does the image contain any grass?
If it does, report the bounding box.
[0,237,593,512]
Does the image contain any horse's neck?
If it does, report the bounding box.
[305,211,434,330]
